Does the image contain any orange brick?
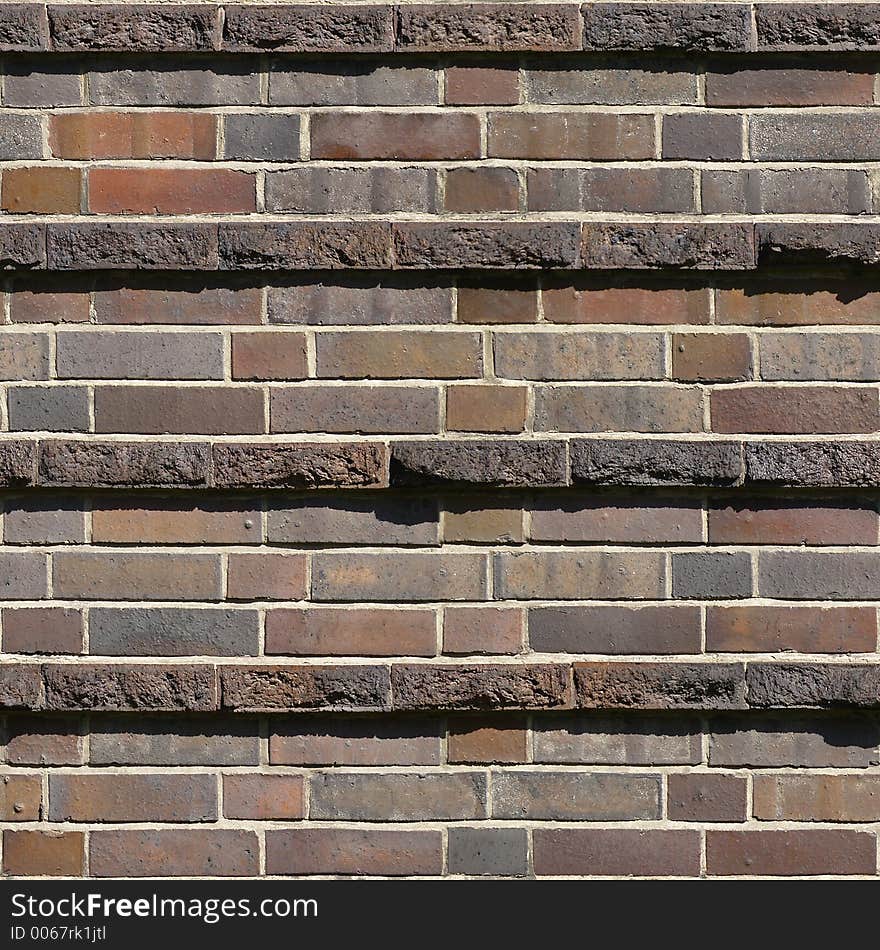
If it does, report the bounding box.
[88,168,255,214]
[2,167,81,214]
[50,112,217,159]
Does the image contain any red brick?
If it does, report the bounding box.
[227,553,307,601]
[10,290,90,324]
[50,112,217,159]
[3,831,84,876]
[5,716,84,766]
[706,606,877,653]
[711,386,879,434]
[266,829,442,876]
[667,773,747,822]
[706,830,876,876]
[443,606,523,655]
[544,286,711,325]
[311,113,480,160]
[223,774,304,820]
[49,773,217,822]
[2,167,81,214]
[716,287,880,326]
[89,830,258,877]
[88,168,255,214]
[2,607,83,654]
[446,67,519,105]
[231,331,308,380]
[709,502,878,544]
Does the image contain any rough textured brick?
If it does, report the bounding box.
[49,4,219,50]
[745,441,880,487]
[533,716,702,765]
[535,385,703,433]
[443,606,523,655]
[747,663,880,709]
[706,606,876,654]
[223,774,304,820]
[489,112,654,160]
[392,664,571,710]
[759,552,880,600]
[268,167,437,214]
[447,717,528,763]
[49,112,216,160]
[391,440,567,487]
[220,665,390,712]
[2,167,81,215]
[212,442,387,489]
[89,830,258,877]
[3,831,84,877]
[756,4,880,50]
[0,4,47,50]
[270,718,442,766]
[706,829,876,876]
[584,3,750,51]
[668,774,748,822]
[448,828,528,876]
[272,385,440,434]
[226,553,307,601]
[497,551,665,600]
[672,552,753,599]
[271,64,437,105]
[0,223,46,269]
[49,773,217,822]
[38,440,209,488]
[222,4,393,52]
[583,223,756,269]
[534,829,701,876]
[0,441,35,487]
[575,662,747,710]
[266,829,442,876]
[52,552,221,601]
[219,222,390,270]
[0,663,42,709]
[711,386,878,434]
[446,385,527,433]
[311,113,480,160]
[570,438,742,486]
[47,223,218,270]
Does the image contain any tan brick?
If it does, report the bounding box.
[227,553,307,601]
[91,502,261,545]
[2,167,81,214]
[0,774,41,821]
[3,830,84,876]
[223,774,304,820]
[446,384,527,433]
[316,331,482,379]
[448,717,528,763]
[443,506,525,544]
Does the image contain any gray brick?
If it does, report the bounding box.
[760,332,880,381]
[533,715,702,764]
[49,4,220,51]
[0,552,47,598]
[0,114,42,160]
[266,167,437,214]
[672,552,753,599]
[88,67,259,105]
[0,4,47,51]
[89,608,260,657]
[663,112,743,160]
[535,385,704,433]
[491,771,660,820]
[223,114,300,161]
[4,64,81,106]
[268,284,453,326]
[528,167,695,213]
[89,718,260,766]
[751,113,880,161]
[525,68,697,104]
[760,552,880,599]
[583,3,750,51]
[0,333,50,381]
[56,331,224,381]
[4,499,86,544]
[703,168,871,215]
[8,387,89,432]
[448,828,527,876]
[747,663,880,709]
[270,65,437,105]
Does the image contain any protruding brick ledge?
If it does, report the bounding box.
[6,4,880,55]
[6,661,880,713]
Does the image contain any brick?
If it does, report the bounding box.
[526,68,696,104]
[49,112,216,159]
[528,167,695,214]
[3,607,83,654]
[535,385,703,433]
[544,286,711,325]
[397,4,579,50]
[529,606,702,655]
[497,551,665,600]
[673,333,752,381]
[47,223,217,270]
[223,114,299,161]
[49,4,219,51]
[43,663,217,712]
[663,112,743,160]
[88,607,259,657]
[754,774,880,822]
[266,829,442,876]
[52,552,221,600]
[531,495,704,543]
[309,771,487,821]
[583,3,750,51]
[266,607,436,657]
[706,606,877,654]
[0,332,50,380]
[89,830,258,877]
[0,442,35,487]
[219,222,390,270]
[270,284,453,326]
[312,552,486,602]
[94,386,264,435]
[271,64,437,105]
[0,664,41,708]
[746,663,880,709]
[672,552,753,599]
[270,718,442,766]
[4,64,80,106]
[709,501,877,545]
[761,332,880,381]
[446,385,527,433]
[760,551,880,600]
[445,167,518,213]
[0,4,46,50]
[222,4,392,52]
[745,441,880,487]
[223,774,304,820]
[8,386,89,432]
[392,664,571,711]
[533,716,702,765]
[212,442,386,489]
[443,606,523,655]
[756,4,880,50]
[49,773,216,822]
[710,718,880,768]
[0,223,46,268]
[446,67,519,105]
[448,828,527,876]
[38,440,210,489]
[711,386,878,434]
[704,169,870,215]
[717,286,880,326]
[706,829,875,876]
[6,717,85,766]
[2,167,81,214]
[534,829,701,876]
[11,290,89,324]
[92,501,259,544]
[495,770,659,821]
[89,168,255,214]
[582,223,755,270]
[89,66,259,106]
[443,506,524,544]
[394,223,580,269]
[457,286,538,324]
[752,113,880,161]
[3,831,84,877]
[221,664,389,712]
[707,68,874,106]
[317,330,481,380]
[227,553,307,601]
[575,662,747,710]
[489,112,654,160]
[231,331,307,381]
[0,552,46,598]
[311,113,480,160]
[391,440,566,487]
[0,115,42,160]
[447,717,528,763]
[271,385,439,435]
[668,773,748,822]
[89,718,259,766]
[0,774,41,821]
[267,167,437,214]
[95,288,261,326]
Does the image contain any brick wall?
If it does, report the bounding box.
[6,1,880,879]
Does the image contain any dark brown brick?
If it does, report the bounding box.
[754,774,880,822]
[584,3,750,51]
[756,4,880,50]
[446,67,519,105]
[443,606,523,655]
[266,829,442,876]
[49,4,219,50]
[707,606,877,653]
[529,497,702,542]
[212,442,387,489]
[707,68,875,106]
[707,829,876,876]
[221,664,390,712]
[90,829,258,877]
[223,4,392,52]
[747,663,880,709]
[95,288,261,325]
[226,553,307,601]
[668,773,748,822]
[709,501,877,545]
[5,717,84,766]
[219,222,391,270]
[0,774,41,821]
[38,440,209,488]
[534,829,701,876]
[575,662,747,710]
[544,285,711,325]
[711,386,878,434]
[445,167,519,213]
[583,223,756,269]
[2,607,82,654]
